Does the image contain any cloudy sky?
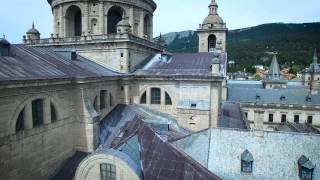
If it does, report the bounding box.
[0,0,319,43]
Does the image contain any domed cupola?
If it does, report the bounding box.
[202,0,225,26]
[0,36,11,56]
[26,22,41,40]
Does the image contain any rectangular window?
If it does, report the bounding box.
[241,161,253,173]
[151,88,161,104]
[294,115,300,124]
[268,114,274,123]
[100,90,107,109]
[32,99,44,127]
[100,163,116,180]
[191,103,197,108]
[281,114,286,123]
[307,116,313,124]
[244,112,248,119]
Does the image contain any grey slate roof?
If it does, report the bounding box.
[173,128,320,179]
[277,122,320,134]
[0,45,120,82]
[134,52,227,76]
[227,81,320,105]
[220,102,248,130]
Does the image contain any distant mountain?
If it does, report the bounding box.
[160,22,320,70]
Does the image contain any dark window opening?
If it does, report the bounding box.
[294,115,300,124]
[140,91,146,104]
[16,108,24,132]
[109,94,114,107]
[65,6,82,37]
[244,112,248,119]
[281,114,287,123]
[100,163,116,180]
[208,34,216,52]
[165,92,172,105]
[32,99,44,127]
[107,6,123,34]
[51,103,57,122]
[121,86,124,91]
[268,114,274,123]
[100,90,107,109]
[191,103,197,108]
[307,116,313,124]
[144,15,151,37]
[151,88,161,104]
[120,53,124,57]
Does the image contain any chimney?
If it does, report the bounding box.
[253,110,264,137]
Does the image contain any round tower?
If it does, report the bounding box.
[47,0,156,40]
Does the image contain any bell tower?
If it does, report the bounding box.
[197,0,227,52]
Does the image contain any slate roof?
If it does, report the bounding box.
[220,102,248,129]
[227,81,320,105]
[134,52,227,76]
[50,151,89,180]
[0,45,120,82]
[108,117,221,180]
[277,122,320,134]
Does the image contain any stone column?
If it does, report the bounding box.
[253,110,265,137]
[146,88,151,105]
[99,2,105,35]
[83,4,89,35]
[24,102,33,130]
[210,82,221,128]
[124,85,130,105]
[43,99,51,125]
[161,89,165,106]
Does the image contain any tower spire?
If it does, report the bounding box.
[32,21,35,29]
[313,48,318,64]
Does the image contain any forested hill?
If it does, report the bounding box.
[161,22,320,70]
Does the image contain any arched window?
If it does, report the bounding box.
[91,18,98,35]
[165,92,172,105]
[151,88,161,104]
[93,96,98,112]
[65,6,82,37]
[241,150,253,173]
[140,91,147,104]
[107,6,124,34]
[32,99,44,127]
[144,15,151,37]
[208,34,216,52]
[109,93,114,107]
[51,103,57,122]
[100,90,107,109]
[16,108,24,132]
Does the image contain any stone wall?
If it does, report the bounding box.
[0,79,121,180]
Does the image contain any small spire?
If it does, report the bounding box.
[2,34,5,39]
[32,21,35,29]
[313,48,318,64]
[209,0,218,14]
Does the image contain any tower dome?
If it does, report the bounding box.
[26,22,41,40]
[202,0,224,25]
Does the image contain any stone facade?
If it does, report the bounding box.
[0,78,121,180]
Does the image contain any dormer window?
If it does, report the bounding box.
[191,103,197,108]
[256,95,261,100]
[0,38,10,56]
[306,96,312,102]
[298,155,315,180]
[241,150,253,173]
[280,95,286,101]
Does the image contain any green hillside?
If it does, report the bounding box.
[163,22,320,70]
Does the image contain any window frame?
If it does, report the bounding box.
[100,163,116,180]
[150,88,161,105]
[32,99,44,127]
